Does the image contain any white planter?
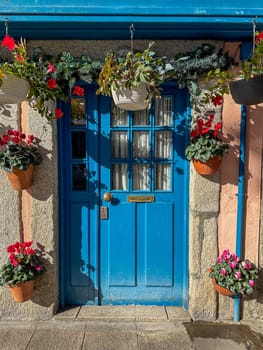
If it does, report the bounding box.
[111,82,149,111]
[0,74,30,104]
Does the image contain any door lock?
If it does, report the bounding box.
[103,192,113,202]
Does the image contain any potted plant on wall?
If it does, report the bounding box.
[207,28,263,105]
[0,129,42,190]
[0,34,66,120]
[209,249,259,297]
[0,241,46,302]
[185,113,229,175]
[96,42,166,111]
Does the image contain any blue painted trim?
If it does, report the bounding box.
[234,104,247,322]
[57,100,69,309]
[182,91,191,310]
[0,15,262,40]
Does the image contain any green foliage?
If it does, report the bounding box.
[0,130,42,172]
[0,144,42,172]
[185,115,229,162]
[48,51,103,91]
[164,44,234,89]
[185,132,229,163]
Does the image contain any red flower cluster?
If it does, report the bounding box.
[7,241,36,268]
[72,85,85,96]
[211,95,223,106]
[1,34,16,51]
[255,31,263,44]
[190,114,222,139]
[0,129,36,147]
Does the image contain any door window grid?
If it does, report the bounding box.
[70,96,88,192]
[111,96,174,192]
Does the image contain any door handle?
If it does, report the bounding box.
[103,192,113,202]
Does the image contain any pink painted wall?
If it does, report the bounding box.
[219,42,263,264]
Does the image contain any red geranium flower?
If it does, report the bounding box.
[47,78,58,90]
[55,108,64,119]
[72,85,85,96]
[255,31,263,44]
[211,95,223,106]
[1,34,16,51]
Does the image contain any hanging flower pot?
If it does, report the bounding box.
[230,75,263,105]
[111,82,149,111]
[0,74,29,104]
[210,276,235,297]
[6,164,34,190]
[192,157,222,175]
[8,280,35,302]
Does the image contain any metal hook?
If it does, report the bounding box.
[4,18,9,35]
[252,16,257,52]
[129,24,135,54]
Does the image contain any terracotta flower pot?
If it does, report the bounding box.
[208,269,235,297]
[111,82,149,111]
[192,157,222,175]
[8,280,35,302]
[210,277,235,297]
[6,164,34,190]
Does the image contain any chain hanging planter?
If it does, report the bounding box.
[6,164,34,190]
[8,280,35,302]
[230,75,263,105]
[0,74,29,104]
[192,157,222,175]
[111,82,149,111]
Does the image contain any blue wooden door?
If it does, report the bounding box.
[59,83,189,307]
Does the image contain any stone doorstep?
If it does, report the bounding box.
[54,306,191,322]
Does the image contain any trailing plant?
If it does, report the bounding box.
[209,249,259,296]
[0,241,46,286]
[0,129,42,172]
[96,42,166,102]
[164,43,234,95]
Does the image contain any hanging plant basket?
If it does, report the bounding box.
[8,280,35,302]
[0,74,29,104]
[111,82,149,111]
[230,75,263,105]
[192,157,222,175]
[6,164,34,190]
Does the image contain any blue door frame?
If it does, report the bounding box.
[58,82,190,308]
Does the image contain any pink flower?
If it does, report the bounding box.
[242,261,252,270]
[229,261,237,269]
[232,253,240,262]
[35,265,43,272]
[221,268,227,276]
[217,256,223,263]
[249,280,255,287]
[235,271,242,280]
[47,62,55,73]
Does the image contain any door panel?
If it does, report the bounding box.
[59,83,189,307]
